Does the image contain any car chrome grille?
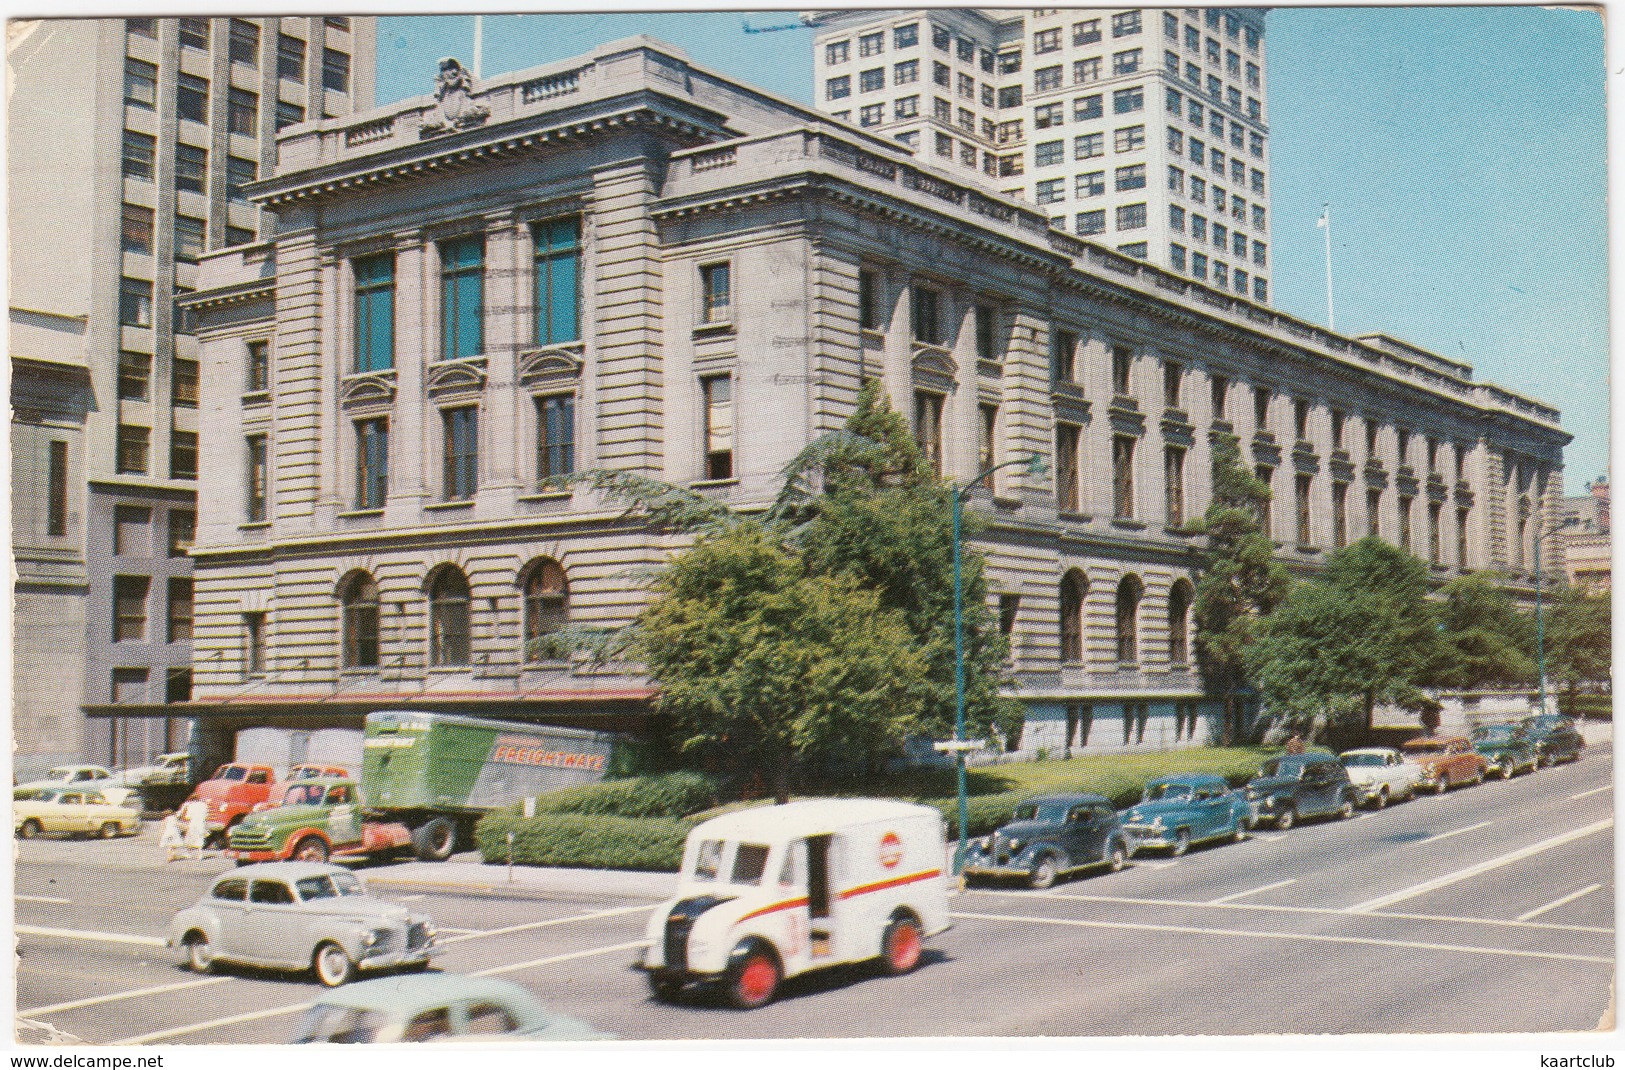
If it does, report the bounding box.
[407,922,431,950]
[664,915,693,971]
[227,827,273,850]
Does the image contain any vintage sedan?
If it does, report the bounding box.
[1470,723,1539,779]
[1119,774,1252,855]
[1520,714,1586,766]
[962,793,1129,888]
[15,788,141,839]
[13,765,139,808]
[167,862,438,986]
[1338,748,1426,808]
[1244,753,1357,829]
[1401,735,1488,793]
[292,974,608,1043]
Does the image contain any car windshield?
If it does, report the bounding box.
[1257,758,1305,778]
[283,784,326,806]
[214,766,248,782]
[32,789,62,803]
[1472,727,1514,743]
[1143,783,1193,802]
[293,1005,391,1044]
[1340,754,1385,768]
[295,873,364,900]
[1406,742,1446,756]
[1011,803,1070,823]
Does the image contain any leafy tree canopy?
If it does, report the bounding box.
[1431,572,1536,691]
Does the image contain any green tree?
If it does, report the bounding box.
[1431,572,1536,691]
[1545,582,1611,713]
[1190,436,1288,744]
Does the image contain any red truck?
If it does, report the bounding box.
[186,761,349,842]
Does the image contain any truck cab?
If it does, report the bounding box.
[638,799,950,1008]
[186,763,275,834]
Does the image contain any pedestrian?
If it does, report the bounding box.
[181,798,209,857]
[159,811,184,862]
[1285,733,1306,755]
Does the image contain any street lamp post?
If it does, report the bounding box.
[950,453,1046,874]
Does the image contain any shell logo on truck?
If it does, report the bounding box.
[878,831,903,869]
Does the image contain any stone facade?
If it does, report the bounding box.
[184,37,1568,761]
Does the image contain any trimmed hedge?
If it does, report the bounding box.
[526,770,721,820]
[476,811,693,871]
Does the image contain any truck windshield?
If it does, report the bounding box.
[215,766,247,782]
[731,843,771,885]
[693,839,724,882]
[283,784,326,805]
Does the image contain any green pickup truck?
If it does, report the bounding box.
[228,711,616,863]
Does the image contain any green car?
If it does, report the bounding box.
[1470,723,1539,779]
[291,974,610,1043]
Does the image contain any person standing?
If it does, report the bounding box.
[181,798,209,857]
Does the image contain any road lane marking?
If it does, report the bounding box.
[951,910,1613,966]
[1250,833,1285,842]
[1345,817,1614,913]
[1571,785,1611,800]
[117,1001,306,1046]
[20,976,229,1017]
[1519,883,1604,923]
[435,926,483,934]
[395,893,426,901]
[438,903,654,945]
[16,924,164,947]
[1132,860,1180,870]
[472,939,648,978]
[17,894,71,904]
[1418,821,1493,845]
[1209,879,1296,904]
[984,890,1612,933]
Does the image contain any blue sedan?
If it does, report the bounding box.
[1119,774,1253,856]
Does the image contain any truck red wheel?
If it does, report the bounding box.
[880,916,923,975]
[726,946,781,1009]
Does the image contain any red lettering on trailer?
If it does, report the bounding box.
[489,736,606,771]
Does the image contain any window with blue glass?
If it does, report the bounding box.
[352,253,394,372]
[536,393,575,481]
[355,417,387,510]
[442,406,478,500]
[439,236,484,361]
[532,218,580,346]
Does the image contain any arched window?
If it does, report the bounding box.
[339,571,380,669]
[1115,574,1143,664]
[1167,579,1194,666]
[1059,569,1087,663]
[1515,498,1530,572]
[428,566,471,666]
[521,558,569,661]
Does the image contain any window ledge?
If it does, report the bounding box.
[1163,525,1196,537]
[238,520,271,530]
[689,477,740,490]
[1111,518,1146,530]
[518,490,573,504]
[424,499,475,511]
[991,494,1024,510]
[692,321,735,337]
[1294,544,1320,554]
[523,660,572,671]
[242,390,271,406]
[1057,509,1089,522]
[337,508,384,519]
[338,668,383,677]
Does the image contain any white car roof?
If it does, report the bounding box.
[689,798,940,841]
[1340,748,1400,758]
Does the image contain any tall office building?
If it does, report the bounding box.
[807,8,1271,302]
[10,16,376,773]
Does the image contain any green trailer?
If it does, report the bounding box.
[363,710,616,860]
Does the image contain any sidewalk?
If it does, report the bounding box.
[361,858,678,902]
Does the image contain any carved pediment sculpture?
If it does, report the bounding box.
[517,344,585,390]
[425,358,488,401]
[420,57,490,138]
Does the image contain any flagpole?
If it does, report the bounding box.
[473,15,483,79]
[1320,203,1334,330]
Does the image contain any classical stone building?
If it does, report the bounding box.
[10,16,376,774]
[175,38,1566,767]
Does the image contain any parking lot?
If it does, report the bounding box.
[15,743,1613,1042]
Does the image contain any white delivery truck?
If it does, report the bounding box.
[638,798,951,1008]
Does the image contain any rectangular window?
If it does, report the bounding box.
[1034,177,1064,205]
[1293,398,1310,441]
[177,73,209,123]
[860,68,885,94]
[1050,328,1077,383]
[1073,93,1103,122]
[957,37,975,63]
[1169,204,1186,233]
[167,577,194,643]
[913,390,944,476]
[1168,165,1185,194]
[911,286,941,345]
[1213,262,1229,289]
[858,270,881,330]
[114,576,150,642]
[352,417,388,510]
[171,357,199,408]
[225,155,257,202]
[1191,251,1208,280]
[1076,210,1105,235]
[175,144,207,194]
[1033,27,1061,54]
[227,87,259,136]
[243,612,266,676]
[170,430,198,480]
[957,72,977,100]
[826,41,849,64]
[1253,386,1271,430]
[1295,473,1313,546]
[47,440,69,537]
[1255,465,1273,532]
[1115,164,1146,191]
[277,34,305,80]
[827,75,852,100]
[442,407,479,500]
[1428,501,1443,564]
[353,253,395,372]
[168,508,195,557]
[1209,375,1228,419]
[894,95,918,119]
[1169,243,1186,270]
[245,434,268,521]
[438,237,485,361]
[1112,10,1142,36]
[1113,435,1136,519]
[1034,65,1063,92]
[978,402,998,480]
[532,217,580,345]
[974,304,996,361]
[1113,49,1141,75]
[1034,102,1063,129]
[1366,487,1382,539]
[1332,482,1349,549]
[1113,86,1144,114]
[1397,494,1413,552]
[894,23,917,49]
[698,261,732,324]
[113,505,150,556]
[122,131,156,180]
[116,425,149,474]
[1116,203,1147,230]
[1074,133,1104,159]
[1114,126,1145,154]
[127,17,157,38]
[1254,278,1268,303]
[124,59,157,109]
[859,31,884,57]
[1035,139,1064,167]
[895,59,918,85]
[179,17,210,50]
[1457,506,1471,568]
[121,204,154,255]
[229,18,259,65]
[1056,422,1081,513]
[1165,445,1186,526]
[119,277,152,327]
[934,25,952,51]
[1111,344,1133,396]
[173,215,207,263]
[323,48,351,93]
[1073,58,1102,85]
[998,85,1024,109]
[1163,362,1183,409]
[526,390,577,486]
[702,374,734,480]
[935,132,953,158]
[243,339,270,394]
[276,101,305,130]
[1075,18,1102,45]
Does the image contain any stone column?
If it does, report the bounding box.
[388,231,428,512]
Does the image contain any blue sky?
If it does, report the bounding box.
[376,9,1609,486]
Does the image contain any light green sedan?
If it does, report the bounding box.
[291,974,611,1042]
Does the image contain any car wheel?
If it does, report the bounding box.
[292,836,330,864]
[100,822,121,839]
[1275,807,1295,831]
[1435,773,1450,795]
[184,932,214,974]
[879,915,924,976]
[1533,752,1547,769]
[1471,767,1485,786]
[648,973,684,1003]
[18,819,42,840]
[1337,797,1355,820]
[1497,759,1514,780]
[724,943,781,1009]
[410,817,456,862]
[1170,829,1191,857]
[313,941,356,987]
[1373,787,1389,810]
[1105,839,1129,871]
[1028,855,1059,890]
[1232,821,1249,843]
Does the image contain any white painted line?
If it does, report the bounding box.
[1571,785,1612,800]
[16,924,164,947]
[1251,833,1285,842]
[1518,883,1605,923]
[1418,820,1493,845]
[438,903,654,945]
[951,910,1613,966]
[17,894,71,904]
[1346,817,1614,913]
[20,976,229,1018]
[473,939,648,979]
[1209,878,1297,904]
[1132,859,1180,870]
[435,926,483,935]
[395,893,426,901]
[117,1000,306,1046]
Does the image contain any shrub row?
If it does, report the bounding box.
[475,811,693,871]
[525,770,721,820]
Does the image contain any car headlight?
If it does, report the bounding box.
[1006,838,1022,853]
[1150,817,1164,830]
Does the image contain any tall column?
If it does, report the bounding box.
[388,231,428,511]
[482,210,523,502]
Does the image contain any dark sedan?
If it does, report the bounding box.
[1519,714,1586,766]
[963,793,1129,889]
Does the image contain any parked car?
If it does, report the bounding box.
[15,788,141,839]
[962,793,1129,887]
[167,862,438,986]
[106,752,191,788]
[14,766,141,809]
[292,974,609,1043]
[1401,735,1488,793]
[1519,714,1586,766]
[1244,753,1357,829]
[1470,723,1539,780]
[1338,748,1426,808]
[1119,774,1252,855]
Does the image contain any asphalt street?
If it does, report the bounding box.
[15,745,1613,1043]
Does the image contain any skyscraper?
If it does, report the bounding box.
[9,16,377,773]
[806,8,1271,301]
